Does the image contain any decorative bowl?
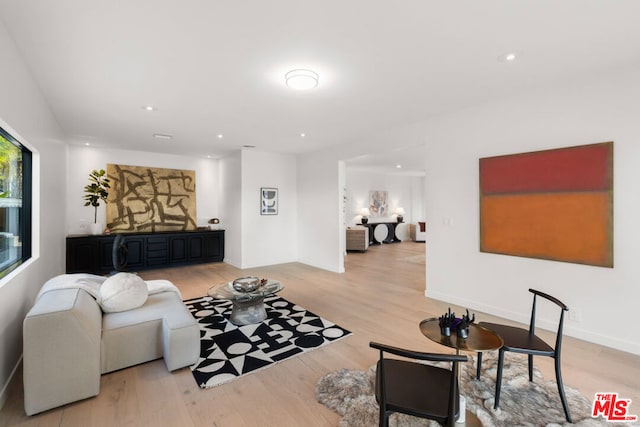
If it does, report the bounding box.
[232,276,260,292]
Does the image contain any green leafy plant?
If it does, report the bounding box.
[0,134,20,199]
[83,169,110,224]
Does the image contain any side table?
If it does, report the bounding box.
[419,317,503,425]
[419,318,503,355]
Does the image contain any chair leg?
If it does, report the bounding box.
[380,408,389,427]
[494,348,505,409]
[554,357,572,423]
[476,352,482,379]
[528,354,533,381]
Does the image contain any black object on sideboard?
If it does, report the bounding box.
[66,230,225,274]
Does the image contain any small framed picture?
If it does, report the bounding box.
[261,187,278,215]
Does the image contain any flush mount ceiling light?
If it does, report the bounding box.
[153,133,173,140]
[498,52,519,63]
[142,105,157,111]
[285,69,319,90]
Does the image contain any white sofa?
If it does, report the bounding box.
[23,274,200,415]
[409,221,427,242]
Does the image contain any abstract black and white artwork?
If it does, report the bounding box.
[260,187,278,215]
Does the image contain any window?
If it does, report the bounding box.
[0,125,31,277]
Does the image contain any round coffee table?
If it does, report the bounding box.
[208,279,283,325]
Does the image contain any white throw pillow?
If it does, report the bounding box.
[100,272,148,313]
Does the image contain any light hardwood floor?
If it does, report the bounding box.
[2,242,639,426]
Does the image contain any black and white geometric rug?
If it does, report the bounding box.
[185,295,352,389]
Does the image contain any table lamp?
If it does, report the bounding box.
[395,207,405,223]
[360,208,370,225]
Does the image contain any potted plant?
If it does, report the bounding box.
[83,169,110,234]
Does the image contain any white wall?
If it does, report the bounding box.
[297,150,343,272]
[424,66,640,355]
[0,21,67,408]
[345,168,425,226]
[66,146,219,235]
[219,151,242,267]
[240,149,297,268]
[410,176,426,223]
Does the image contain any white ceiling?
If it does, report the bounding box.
[1,1,640,175]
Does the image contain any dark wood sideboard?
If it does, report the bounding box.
[66,230,225,274]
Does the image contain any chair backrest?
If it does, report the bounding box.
[528,289,569,354]
[370,341,467,425]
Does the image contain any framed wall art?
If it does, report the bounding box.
[369,190,388,217]
[261,187,278,215]
[106,163,197,232]
[479,141,613,267]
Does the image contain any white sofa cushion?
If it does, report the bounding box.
[101,291,199,373]
[100,272,148,313]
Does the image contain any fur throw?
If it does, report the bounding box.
[317,353,609,427]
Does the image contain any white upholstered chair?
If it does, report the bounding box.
[410,222,427,242]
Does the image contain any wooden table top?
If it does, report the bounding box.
[419,317,503,352]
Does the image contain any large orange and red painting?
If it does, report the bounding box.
[479,142,613,267]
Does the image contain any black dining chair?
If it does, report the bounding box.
[475,288,572,423]
[370,341,467,427]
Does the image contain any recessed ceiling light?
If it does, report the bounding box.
[153,133,173,140]
[396,164,402,169]
[498,52,519,63]
[217,134,223,139]
[84,142,90,146]
[300,133,306,137]
[142,105,157,111]
[285,69,319,90]
[207,155,212,159]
